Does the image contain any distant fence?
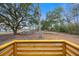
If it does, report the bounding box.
[0,40,79,56]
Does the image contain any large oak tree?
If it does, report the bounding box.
[0,3,34,34]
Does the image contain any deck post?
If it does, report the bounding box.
[63,42,66,56]
[13,42,17,56]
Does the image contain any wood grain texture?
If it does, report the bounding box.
[0,40,79,56]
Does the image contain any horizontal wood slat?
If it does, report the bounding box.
[17,45,63,48]
[17,43,63,46]
[9,51,13,56]
[5,51,13,56]
[16,54,64,56]
[66,47,79,56]
[0,40,79,56]
[66,52,72,56]
[0,47,13,55]
[66,41,79,50]
[0,41,14,50]
[15,40,64,43]
[17,50,63,52]
[17,48,63,51]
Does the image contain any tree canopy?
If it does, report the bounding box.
[0,3,35,34]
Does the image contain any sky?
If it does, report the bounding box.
[39,3,72,19]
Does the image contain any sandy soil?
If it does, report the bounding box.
[15,32,79,45]
[0,31,79,45]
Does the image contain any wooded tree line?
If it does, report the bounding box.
[41,4,79,35]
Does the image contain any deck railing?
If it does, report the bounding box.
[0,40,79,56]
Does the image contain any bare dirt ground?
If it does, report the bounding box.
[43,32,79,45]
[0,31,79,45]
[15,31,79,45]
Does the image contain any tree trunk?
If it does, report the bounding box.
[13,29,17,35]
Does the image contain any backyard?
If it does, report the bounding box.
[0,31,79,45]
[0,3,79,56]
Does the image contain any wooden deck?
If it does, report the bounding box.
[0,40,79,56]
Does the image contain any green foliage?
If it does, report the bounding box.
[0,3,34,34]
[43,5,79,35]
[41,20,50,30]
[43,6,64,31]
